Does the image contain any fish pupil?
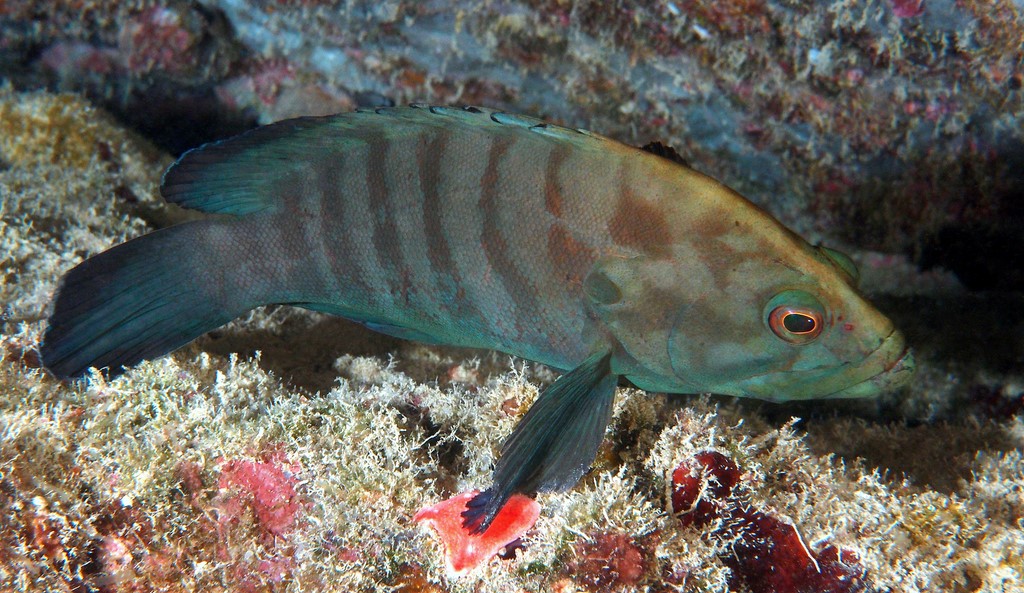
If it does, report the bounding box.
[783,313,816,334]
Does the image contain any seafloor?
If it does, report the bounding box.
[2,2,1023,592]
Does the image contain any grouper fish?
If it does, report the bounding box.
[41,105,914,532]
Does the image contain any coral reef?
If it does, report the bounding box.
[1,0,1023,589]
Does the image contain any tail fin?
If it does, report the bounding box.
[41,221,248,379]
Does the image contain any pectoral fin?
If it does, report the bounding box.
[462,351,618,533]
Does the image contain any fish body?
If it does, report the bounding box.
[41,105,913,530]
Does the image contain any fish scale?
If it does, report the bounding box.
[41,104,914,533]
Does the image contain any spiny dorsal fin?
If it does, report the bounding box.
[640,141,688,167]
[160,105,630,217]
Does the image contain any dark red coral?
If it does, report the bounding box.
[568,532,647,591]
[672,451,742,529]
[672,451,868,593]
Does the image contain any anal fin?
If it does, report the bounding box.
[295,303,444,345]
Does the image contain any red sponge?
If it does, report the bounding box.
[414,491,541,576]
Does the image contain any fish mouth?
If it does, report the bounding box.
[819,331,915,399]
[731,329,916,402]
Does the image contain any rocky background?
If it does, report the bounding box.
[1,1,1022,592]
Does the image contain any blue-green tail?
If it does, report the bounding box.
[41,221,248,379]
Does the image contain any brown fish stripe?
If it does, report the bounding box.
[312,155,364,295]
[609,161,673,257]
[479,135,541,332]
[547,225,597,286]
[544,143,569,218]
[416,127,487,332]
[334,140,381,307]
[418,129,459,294]
[366,139,406,298]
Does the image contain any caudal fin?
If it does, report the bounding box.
[41,221,246,379]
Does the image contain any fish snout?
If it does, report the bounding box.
[825,330,915,399]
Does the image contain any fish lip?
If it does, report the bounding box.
[883,345,914,375]
[819,331,915,399]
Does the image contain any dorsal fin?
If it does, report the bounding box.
[161,116,343,216]
[640,141,688,167]
[160,105,632,216]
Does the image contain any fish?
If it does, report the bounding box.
[40,104,915,533]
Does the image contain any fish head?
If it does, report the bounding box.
[585,243,914,402]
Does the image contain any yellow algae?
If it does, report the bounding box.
[2,88,113,170]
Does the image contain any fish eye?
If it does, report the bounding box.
[765,291,826,344]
